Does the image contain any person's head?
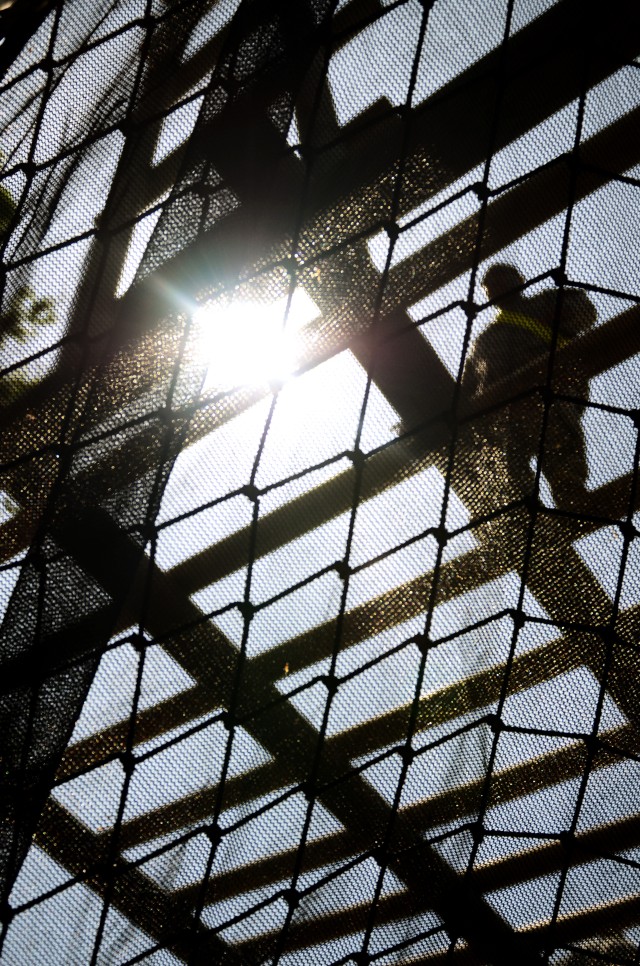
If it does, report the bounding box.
[482,263,524,302]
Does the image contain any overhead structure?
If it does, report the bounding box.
[1,0,640,963]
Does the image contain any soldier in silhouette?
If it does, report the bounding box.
[463,263,596,511]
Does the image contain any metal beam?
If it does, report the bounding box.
[231,810,640,957]
[124,0,640,320]
[52,508,542,965]
[168,723,632,912]
[32,799,246,965]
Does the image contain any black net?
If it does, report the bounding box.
[1,0,640,963]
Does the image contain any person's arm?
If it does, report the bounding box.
[529,288,596,340]
[462,335,486,400]
[560,289,597,337]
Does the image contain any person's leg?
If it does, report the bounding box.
[504,400,539,507]
[541,401,588,511]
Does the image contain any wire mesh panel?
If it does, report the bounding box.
[1,0,640,963]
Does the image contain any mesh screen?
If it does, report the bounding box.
[1,0,640,963]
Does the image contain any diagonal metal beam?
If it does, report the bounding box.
[103,15,640,489]
[231,809,640,958]
[382,106,640,335]
[32,799,248,965]
[21,318,640,966]
[2,0,638,506]
[111,627,617,850]
[49,507,543,965]
[5,0,635,444]
[30,470,640,790]
[167,723,633,911]
[2,0,636,960]
[3,104,639,576]
[161,266,640,604]
[5,272,638,716]
[125,0,640,321]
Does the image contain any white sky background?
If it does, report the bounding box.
[2,0,640,961]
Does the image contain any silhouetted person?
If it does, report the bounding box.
[463,264,596,511]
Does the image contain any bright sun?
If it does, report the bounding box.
[195,288,321,393]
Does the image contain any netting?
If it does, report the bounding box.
[1,0,640,962]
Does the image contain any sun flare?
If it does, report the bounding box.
[195,288,320,393]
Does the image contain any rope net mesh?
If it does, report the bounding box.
[0,0,639,962]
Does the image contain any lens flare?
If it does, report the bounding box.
[196,289,320,392]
